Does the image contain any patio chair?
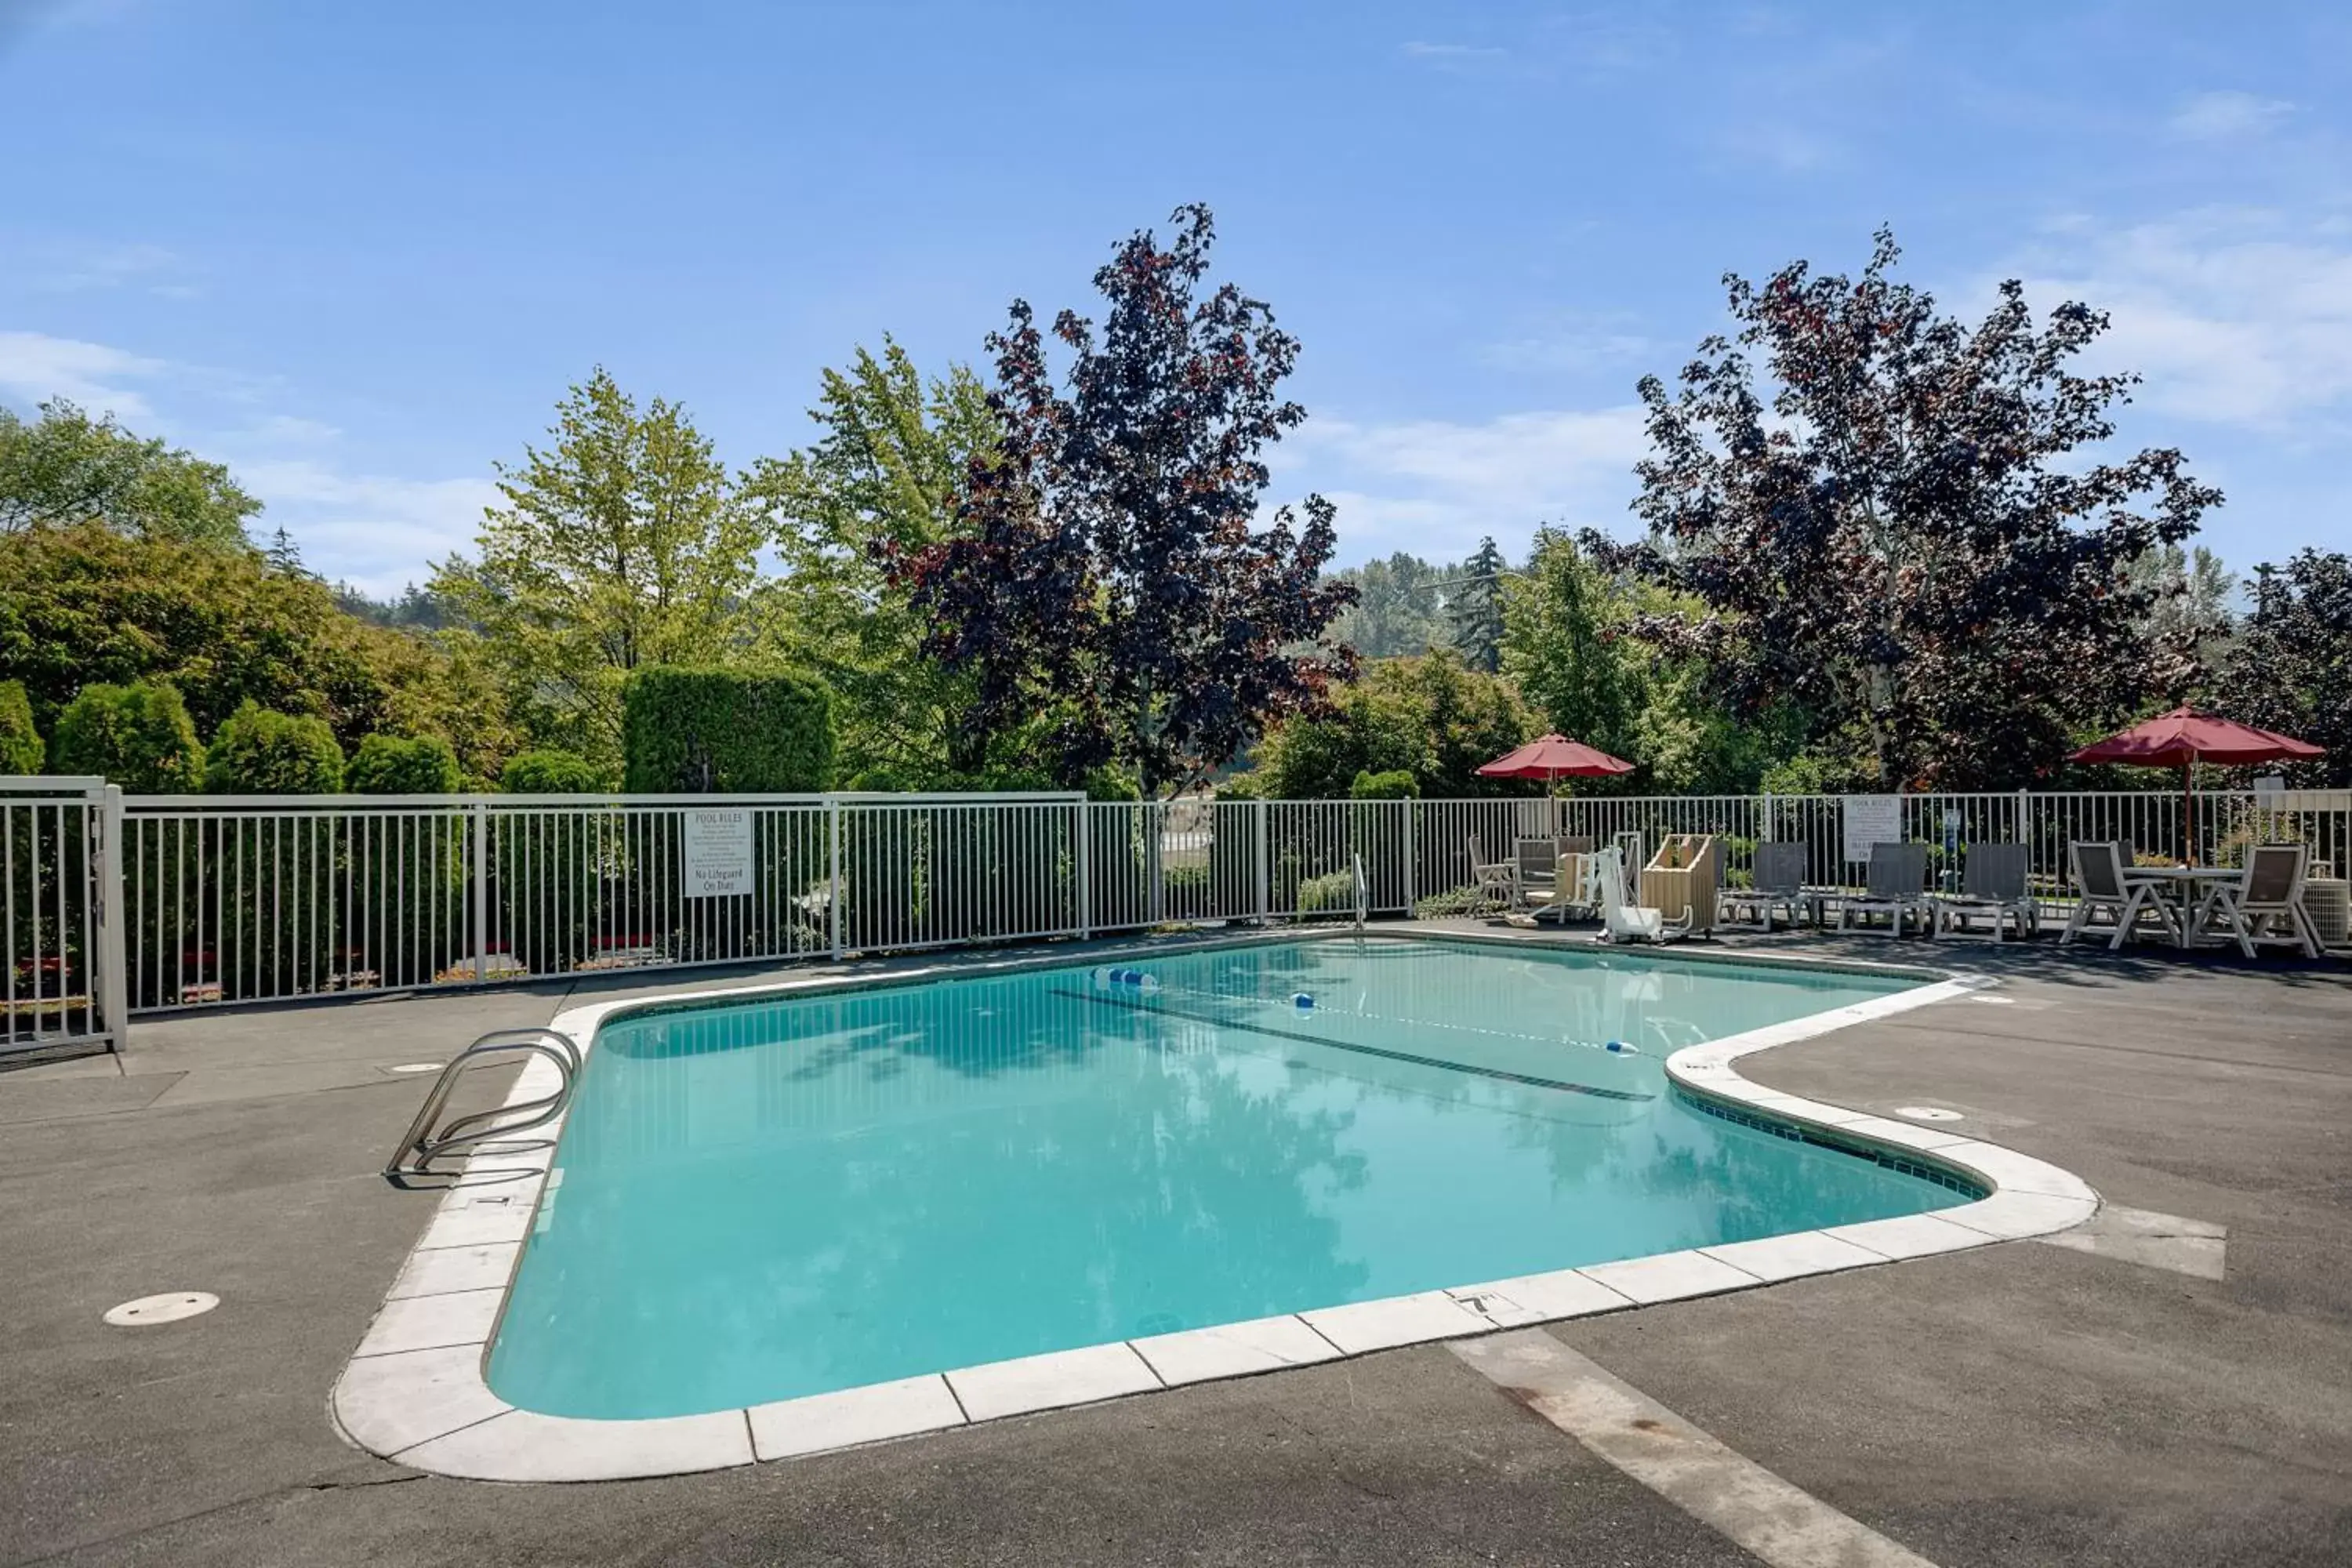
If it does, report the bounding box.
[1837,842,1933,938]
[2194,843,2321,959]
[1933,842,2038,942]
[1468,835,1517,915]
[2060,841,2180,951]
[1720,840,1808,931]
[1514,837,1561,914]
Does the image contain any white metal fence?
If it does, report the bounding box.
[2,781,2343,1037]
[2,779,126,1057]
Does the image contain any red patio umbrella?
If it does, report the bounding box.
[2069,706,2325,863]
[1476,733,1635,786]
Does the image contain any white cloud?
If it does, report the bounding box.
[1400,41,1504,61]
[1277,406,1648,565]
[224,459,495,593]
[2169,91,2295,142]
[1479,313,1653,372]
[0,327,488,592]
[2006,212,2352,433]
[0,329,166,417]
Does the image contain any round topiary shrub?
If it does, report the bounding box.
[203,701,344,794]
[51,681,205,792]
[348,734,463,795]
[498,748,608,793]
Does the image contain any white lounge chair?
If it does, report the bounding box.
[1933,842,2038,942]
[1838,842,1933,937]
[2195,843,2321,959]
[2060,841,2179,950]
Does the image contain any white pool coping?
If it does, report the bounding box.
[331,931,2100,1483]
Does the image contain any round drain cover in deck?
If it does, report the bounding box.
[388,1062,443,1075]
[1893,1105,1964,1122]
[104,1292,219,1327]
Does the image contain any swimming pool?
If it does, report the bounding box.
[484,935,1977,1421]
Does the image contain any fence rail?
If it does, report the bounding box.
[2,781,2344,1036]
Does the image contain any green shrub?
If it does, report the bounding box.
[1414,884,1485,918]
[1349,768,1418,800]
[204,701,345,793]
[0,681,42,774]
[499,748,608,793]
[622,666,836,793]
[348,734,462,794]
[1215,771,1263,800]
[52,681,205,792]
[1297,869,1358,913]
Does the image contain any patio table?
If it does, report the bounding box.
[2121,866,2245,949]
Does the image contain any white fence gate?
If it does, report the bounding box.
[2,779,2343,1046]
[2,779,126,1058]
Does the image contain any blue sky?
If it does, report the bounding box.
[3,0,2347,594]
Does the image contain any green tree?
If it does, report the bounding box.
[741,340,999,782]
[50,681,205,792]
[1448,537,1508,673]
[0,521,515,776]
[2218,549,2350,787]
[348,733,463,794]
[2128,543,2238,695]
[1254,652,1531,799]
[204,702,345,793]
[1,400,260,549]
[432,369,764,775]
[0,680,45,773]
[1328,552,1451,659]
[1613,228,2219,789]
[1503,529,1639,760]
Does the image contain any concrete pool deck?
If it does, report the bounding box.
[3,925,2349,1566]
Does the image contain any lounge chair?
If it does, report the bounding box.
[1468,835,1517,915]
[1720,840,1808,931]
[2060,841,2180,950]
[1933,842,2038,942]
[1837,842,1933,937]
[2194,844,2321,959]
[1514,837,1561,914]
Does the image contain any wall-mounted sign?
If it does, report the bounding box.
[1841,795,1904,864]
[682,808,753,898]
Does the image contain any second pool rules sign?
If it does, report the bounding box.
[682,808,754,898]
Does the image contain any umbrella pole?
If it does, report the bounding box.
[2182,760,2194,866]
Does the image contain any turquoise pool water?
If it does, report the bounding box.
[488,937,1962,1419]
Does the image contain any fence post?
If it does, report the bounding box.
[1147,800,1164,927]
[1255,798,1270,926]
[94,784,128,1050]
[1074,799,1091,941]
[827,798,844,961]
[470,798,490,984]
[1401,800,1415,914]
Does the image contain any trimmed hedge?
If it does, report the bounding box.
[621,666,835,793]
[348,734,462,794]
[1349,768,1419,800]
[52,681,205,792]
[499,748,607,793]
[0,681,42,774]
[204,701,345,794]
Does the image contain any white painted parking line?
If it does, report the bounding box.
[1452,1329,1940,1568]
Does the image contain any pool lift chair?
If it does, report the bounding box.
[1592,845,1689,946]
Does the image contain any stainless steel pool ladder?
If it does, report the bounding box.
[1352,851,1368,931]
[383,1028,581,1180]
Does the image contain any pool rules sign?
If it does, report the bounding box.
[682,808,754,898]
